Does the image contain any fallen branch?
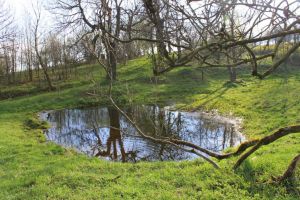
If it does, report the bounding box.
[260,42,300,79]
[89,93,258,165]
[234,125,300,170]
[169,138,259,160]
[109,96,220,169]
[273,153,300,183]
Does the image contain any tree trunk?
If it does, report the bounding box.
[5,53,10,84]
[228,66,237,82]
[106,42,117,80]
[35,47,54,90]
[34,12,55,91]
[28,59,33,82]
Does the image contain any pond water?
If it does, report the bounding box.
[40,105,245,162]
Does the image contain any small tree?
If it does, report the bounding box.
[33,5,55,90]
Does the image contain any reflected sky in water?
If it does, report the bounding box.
[40,105,244,162]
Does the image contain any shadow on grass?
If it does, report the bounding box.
[236,160,256,182]
[191,82,235,111]
[283,176,300,197]
[236,159,300,198]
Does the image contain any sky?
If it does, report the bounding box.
[8,0,36,16]
[7,0,54,33]
[6,0,299,34]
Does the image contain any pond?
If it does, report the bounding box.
[40,105,245,162]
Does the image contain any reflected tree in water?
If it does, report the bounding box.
[42,105,244,162]
[95,108,126,162]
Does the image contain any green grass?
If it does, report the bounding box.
[0,57,299,199]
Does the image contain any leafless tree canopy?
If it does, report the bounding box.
[0,0,14,42]
[0,0,299,84]
[46,0,300,81]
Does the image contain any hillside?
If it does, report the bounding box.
[0,57,299,199]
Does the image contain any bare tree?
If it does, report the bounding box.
[0,0,14,42]
[141,0,300,79]
[0,0,15,84]
[33,5,55,90]
[52,0,133,80]
[22,11,35,82]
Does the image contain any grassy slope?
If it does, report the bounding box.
[0,57,299,199]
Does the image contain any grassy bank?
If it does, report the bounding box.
[0,57,299,199]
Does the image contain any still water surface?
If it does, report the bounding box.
[40,105,244,162]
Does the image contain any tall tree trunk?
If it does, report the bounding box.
[28,53,33,82]
[5,53,10,84]
[227,7,237,83]
[105,42,117,80]
[228,66,237,82]
[34,43,54,90]
[34,11,55,91]
[11,47,16,84]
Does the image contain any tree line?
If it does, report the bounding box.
[0,0,299,89]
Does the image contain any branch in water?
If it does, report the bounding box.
[109,96,220,169]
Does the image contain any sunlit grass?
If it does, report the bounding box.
[0,57,299,199]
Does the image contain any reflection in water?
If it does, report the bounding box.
[41,105,244,162]
[95,108,126,162]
